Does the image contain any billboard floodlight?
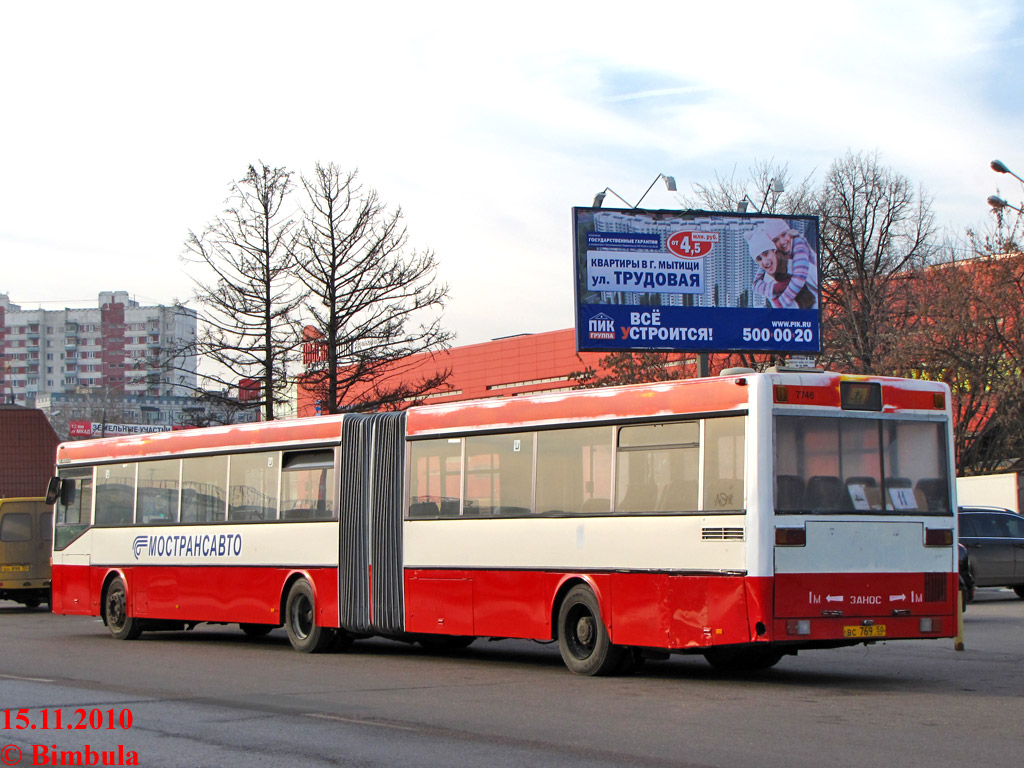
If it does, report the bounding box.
[592,187,634,208]
[634,173,678,208]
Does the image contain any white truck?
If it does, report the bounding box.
[956,472,1023,513]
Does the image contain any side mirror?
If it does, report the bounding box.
[46,478,77,507]
[45,477,60,506]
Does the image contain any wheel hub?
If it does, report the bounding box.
[576,616,594,646]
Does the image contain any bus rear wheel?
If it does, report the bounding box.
[284,580,334,653]
[557,585,623,676]
[104,577,142,641]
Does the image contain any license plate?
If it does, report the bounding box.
[843,624,886,638]
[1,564,29,573]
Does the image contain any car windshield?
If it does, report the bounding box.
[774,415,950,514]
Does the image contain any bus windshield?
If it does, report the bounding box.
[774,415,951,514]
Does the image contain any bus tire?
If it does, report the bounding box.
[240,623,275,638]
[557,585,622,676]
[284,580,334,653]
[104,577,142,641]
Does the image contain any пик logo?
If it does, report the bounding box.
[132,535,148,559]
[588,313,615,340]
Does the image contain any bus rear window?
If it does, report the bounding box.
[774,415,950,514]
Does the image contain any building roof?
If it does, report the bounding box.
[297,328,609,416]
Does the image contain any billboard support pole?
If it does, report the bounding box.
[698,352,709,379]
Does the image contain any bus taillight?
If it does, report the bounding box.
[786,619,811,636]
[924,528,953,546]
[775,527,806,546]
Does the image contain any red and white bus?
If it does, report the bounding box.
[49,369,959,675]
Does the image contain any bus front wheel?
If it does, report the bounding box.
[557,585,623,676]
[104,577,142,641]
[284,580,334,653]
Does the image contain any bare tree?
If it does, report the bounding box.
[182,163,300,421]
[292,163,453,413]
[815,150,938,373]
[683,159,815,216]
[914,213,1024,473]
[176,389,259,428]
[571,351,691,388]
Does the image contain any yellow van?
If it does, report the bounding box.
[0,498,52,608]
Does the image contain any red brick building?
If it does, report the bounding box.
[0,406,59,497]
[297,328,616,417]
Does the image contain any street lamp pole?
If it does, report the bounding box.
[988,159,1024,213]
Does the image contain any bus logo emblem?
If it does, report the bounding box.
[132,536,148,560]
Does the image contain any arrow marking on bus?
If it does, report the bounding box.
[889,594,906,602]
[826,595,843,603]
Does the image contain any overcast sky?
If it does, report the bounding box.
[2,0,1022,346]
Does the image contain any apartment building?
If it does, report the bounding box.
[0,291,197,407]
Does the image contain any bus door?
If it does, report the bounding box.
[338,412,406,635]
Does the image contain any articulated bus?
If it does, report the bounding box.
[49,369,958,675]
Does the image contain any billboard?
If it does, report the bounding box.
[573,208,821,353]
[69,421,173,438]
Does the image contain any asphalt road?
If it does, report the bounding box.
[1,589,1022,768]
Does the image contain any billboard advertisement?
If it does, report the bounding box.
[69,421,173,438]
[573,208,821,353]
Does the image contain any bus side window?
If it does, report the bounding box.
[95,463,136,526]
[465,433,533,516]
[408,438,462,518]
[536,427,613,516]
[702,416,745,512]
[281,450,335,520]
[617,421,699,514]
[228,452,280,521]
[136,459,181,525]
[181,456,228,523]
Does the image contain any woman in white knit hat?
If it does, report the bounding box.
[748,230,790,307]
[759,218,817,309]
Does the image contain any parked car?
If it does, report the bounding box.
[959,542,975,609]
[957,506,1024,598]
